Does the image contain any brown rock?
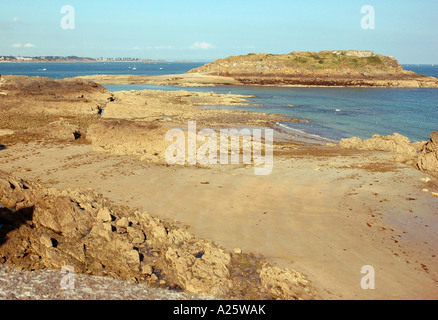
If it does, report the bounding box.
[87,120,170,164]
[164,243,232,297]
[127,227,146,245]
[340,133,422,163]
[96,208,113,223]
[417,131,438,175]
[260,265,315,300]
[0,170,317,299]
[116,217,129,228]
[33,196,94,238]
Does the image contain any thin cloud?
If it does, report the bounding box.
[12,17,19,23]
[191,42,216,50]
[128,45,174,51]
[11,43,36,48]
[147,45,174,50]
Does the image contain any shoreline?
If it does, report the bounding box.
[1,75,438,299]
[76,73,438,88]
[0,60,172,64]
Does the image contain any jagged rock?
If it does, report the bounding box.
[33,196,94,238]
[96,207,112,223]
[0,170,317,299]
[39,234,53,248]
[141,263,153,276]
[88,222,113,242]
[260,265,315,300]
[340,133,424,163]
[340,131,438,177]
[148,218,168,240]
[164,243,232,297]
[417,131,438,175]
[127,227,146,245]
[116,217,129,228]
[167,229,193,246]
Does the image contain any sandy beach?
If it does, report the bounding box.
[0,75,437,300]
[1,141,438,299]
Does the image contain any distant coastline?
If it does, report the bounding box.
[0,55,168,64]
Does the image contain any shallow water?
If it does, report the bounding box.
[2,62,437,142]
[105,83,438,142]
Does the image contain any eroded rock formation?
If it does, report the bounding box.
[417,131,438,175]
[0,170,317,299]
[339,131,438,176]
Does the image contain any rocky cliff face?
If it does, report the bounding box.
[188,51,438,87]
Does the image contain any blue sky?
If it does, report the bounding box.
[1,0,437,63]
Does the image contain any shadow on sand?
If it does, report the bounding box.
[0,145,6,151]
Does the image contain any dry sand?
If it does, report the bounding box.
[1,141,437,300]
[1,75,437,299]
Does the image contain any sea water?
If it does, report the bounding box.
[1,62,437,142]
[0,61,206,79]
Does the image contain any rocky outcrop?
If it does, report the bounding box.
[0,75,107,96]
[76,73,240,87]
[260,266,314,300]
[188,51,438,88]
[0,170,318,299]
[0,75,111,117]
[33,119,82,142]
[87,120,170,163]
[417,131,438,175]
[339,133,424,163]
[340,132,438,176]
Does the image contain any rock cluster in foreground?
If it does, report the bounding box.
[340,131,438,176]
[0,170,317,300]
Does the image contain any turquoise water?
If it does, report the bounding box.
[1,62,437,142]
[103,66,438,142]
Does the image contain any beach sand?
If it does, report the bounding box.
[1,75,437,299]
[1,141,437,299]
